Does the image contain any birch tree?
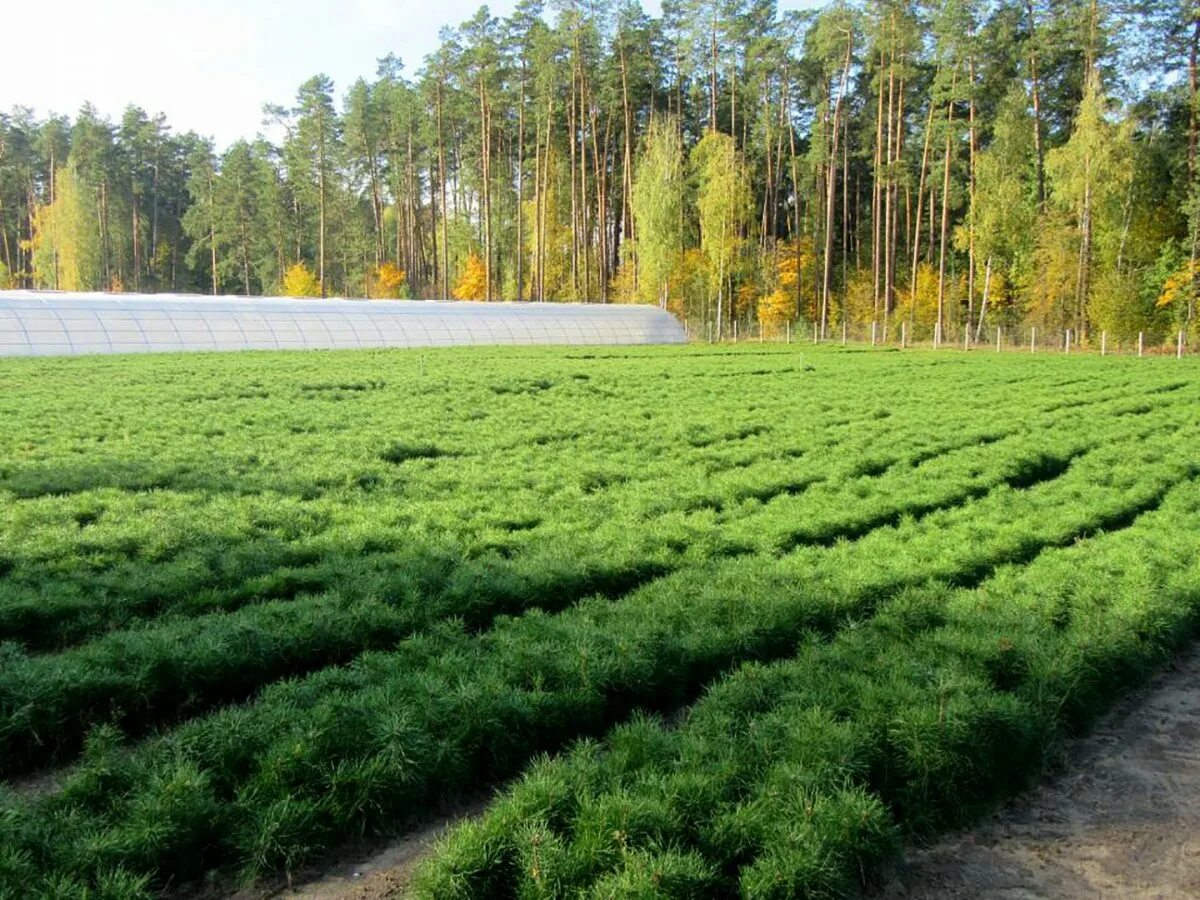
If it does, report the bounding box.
[631,116,684,308]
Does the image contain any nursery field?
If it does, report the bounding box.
[0,344,1198,898]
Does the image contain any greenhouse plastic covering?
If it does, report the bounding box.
[0,292,686,357]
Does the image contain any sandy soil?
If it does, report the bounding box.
[879,644,1200,900]
[225,797,489,900]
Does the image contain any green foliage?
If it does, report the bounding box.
[1088,266,1161,342]
[1043,72,1136,334]
[972,86,1038,288]
[632,116,684,307]
[180,141,221,293]
[0,346,1199,894]
[30,166,101,291]
[692,131,752,335]
[417,451,1200,897]
[1,1,1196,337]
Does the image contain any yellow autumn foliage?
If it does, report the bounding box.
[30,166,100,291]
[665,248,708,318]
[775,239,818,322]
[1157,260,1198,309]
[367,262,407,299]
[282,262,322,298]
[453,253,488,301]
[980,267,1011,313]
[891,263,941,336]
[1027,215,1079,329]
[609,258,639,304]
[775,238,815,294]
[757,288,795,332]
[735,281,758,318]
[842,270,876,326]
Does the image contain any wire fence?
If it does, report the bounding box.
[683,318,1195,359]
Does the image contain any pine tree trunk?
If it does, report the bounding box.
[786,76,804,317]
[909,95,937,309]
[132,190,141,292]
[937,74,957,346]
[842,112,849,297]
[579,52,592,301]
[1189,16,1199,325]
[872,46,885,316]
[569,65,579,297]
[593,107,610,301]
[892,75,906,331]
[710,6,719,130]
[761,86,773,251]
[479,77,492,302]
[209,172,218,296]
[151,160,159,281]
[437,82,449,299]
[429,159,439,298]
[883,32,896,328]
[240,206,251,296]
[1027,1,1046,209]
[619,41,635,289]
[821,37,853,340]
[540,97,553,301]
[967,55,977,335]
[516,59,526,301]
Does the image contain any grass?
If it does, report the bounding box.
[0,344,1197,896]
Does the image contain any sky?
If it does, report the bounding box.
[3,0,818,149]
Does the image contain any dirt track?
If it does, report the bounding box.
[879,644,1200,899]
[235,798,488,900]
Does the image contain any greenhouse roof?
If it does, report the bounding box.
[0,292,685,357]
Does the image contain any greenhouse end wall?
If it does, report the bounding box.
[0,292,686,357]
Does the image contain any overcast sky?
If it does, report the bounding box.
[3,0,817,148]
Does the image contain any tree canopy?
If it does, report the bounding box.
[1,0,1197,344]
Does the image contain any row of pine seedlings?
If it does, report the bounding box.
[0,384,1137,777]
[0,382,1194,894]
[415,476,1200,897]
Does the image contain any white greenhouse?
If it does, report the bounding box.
[0,292,686,357]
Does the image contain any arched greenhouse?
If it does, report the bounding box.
[0,292,686,357]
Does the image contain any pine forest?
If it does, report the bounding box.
[1,0,1198,346]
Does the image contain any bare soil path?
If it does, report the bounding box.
[224,798,488,900]
[879,644,1200,899]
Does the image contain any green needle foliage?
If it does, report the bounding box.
[0,345,1197,896]
[416,483,1200,897]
